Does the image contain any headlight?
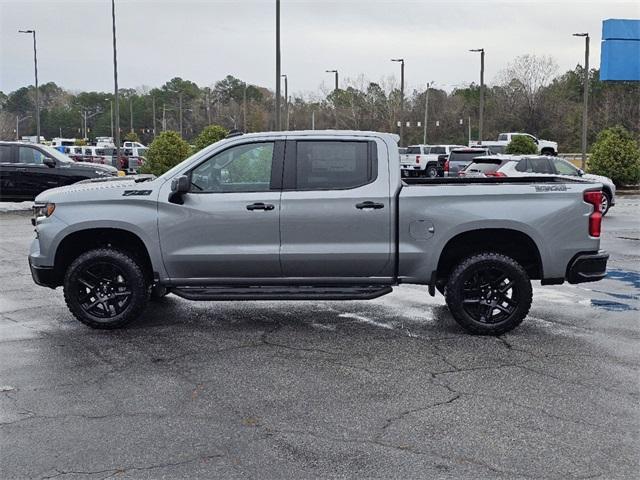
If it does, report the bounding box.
[32,202,56,225]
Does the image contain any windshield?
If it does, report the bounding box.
[41,145,73,163]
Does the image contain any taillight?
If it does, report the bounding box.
[486,172,506,177]
[444,160,450,172]
[583,190,602,237]
[416,155,420,164]
[459,171,466,177]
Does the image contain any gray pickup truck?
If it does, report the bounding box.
[28,130,608,335]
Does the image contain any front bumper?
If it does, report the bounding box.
[28,257,58,289]
[566,251,609,284]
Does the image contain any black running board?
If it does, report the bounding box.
[170,285,393,301]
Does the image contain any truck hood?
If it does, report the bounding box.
[35,175,160,203]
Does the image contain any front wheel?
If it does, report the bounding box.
[63,248,149,329]
[445,253,532,335]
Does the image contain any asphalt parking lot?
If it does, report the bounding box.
[1,197,639,480]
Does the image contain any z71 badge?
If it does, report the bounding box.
[534,185,567,192]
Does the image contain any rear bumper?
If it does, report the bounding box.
[28,257,58,289]
[566,251,609,284]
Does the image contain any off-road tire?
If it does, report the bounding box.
[63,248,149,329]
[601,191,611,216]
[445,252,532,335]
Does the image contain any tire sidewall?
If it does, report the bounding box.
[445,253,532,335]
[64,248,148,329]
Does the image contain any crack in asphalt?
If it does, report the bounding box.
[39,453,225,480]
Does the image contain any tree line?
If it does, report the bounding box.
[1,54,638,150]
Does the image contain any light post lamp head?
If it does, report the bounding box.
[391,58,404,65]
[325,69,337,73]
[469,48,484,53]
[18,29,35,34]
[572,32,589,37]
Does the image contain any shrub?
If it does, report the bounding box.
[139,131,191,176]
[588,126,640,186]
[192,125,228,153]
[505,135,538,155]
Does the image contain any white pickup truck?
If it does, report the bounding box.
[400,144,464,178]
[471,133,558,156]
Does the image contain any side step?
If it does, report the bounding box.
[170,285,393,301]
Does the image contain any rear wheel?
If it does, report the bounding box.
[63,248,149,329]
[425,165,438,178]
[445,252,532,335]
[601,191,611,216]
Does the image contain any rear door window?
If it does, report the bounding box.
[0,145,14,163]
[294,141,375,190]
[406,146,421,154]
[430,146,446,155]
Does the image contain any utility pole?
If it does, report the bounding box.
[469,48,485,144]
[391,58,405,146]
[162,103,166,132]
[468,115,471,145]
[18,29,39,142]
[311,110,315,130]
[573,32,590,170]
[275,0,281,131]
[423,81,433,144]
[111,0,121,163]
[179,92,183,138]
[281,74,288,130]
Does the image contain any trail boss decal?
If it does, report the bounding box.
[534,185,567,192]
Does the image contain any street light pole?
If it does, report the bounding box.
[179,92,183,138]
[325,69,338,92]
[243,82,248,132]
[423,81,433,145]
[275,0,281,131]
[469,48,485,144]
[281,74,288,129]
[111,0,121,162]
[391,58,405,146]
[18,29,39,143]
[326,69,339,129]
[16,115,32,140]
[129,96,134,133]
[105,98,113,139]
[573,32,590,170]
[151,96,156,138]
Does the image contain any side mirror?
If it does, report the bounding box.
[578,169,585,176]
[169,175,189,204]
[44,157,56,168]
